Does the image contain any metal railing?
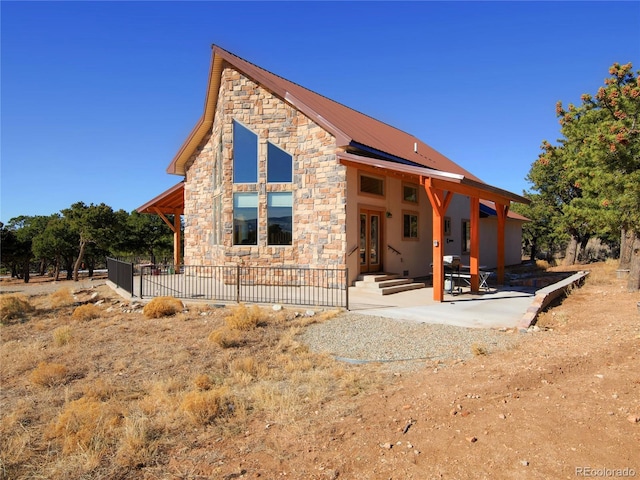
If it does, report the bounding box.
[106,257,134,296]
[139,264,349,308]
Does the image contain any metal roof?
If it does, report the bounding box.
[167,45,484,184]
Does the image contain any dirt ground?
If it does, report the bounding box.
[1,262,639,479]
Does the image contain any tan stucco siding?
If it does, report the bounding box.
[183,67,346,268]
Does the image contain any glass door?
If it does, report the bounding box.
[359,210,382,273]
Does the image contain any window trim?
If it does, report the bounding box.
[461,219,471,254]
[444,216,452,237]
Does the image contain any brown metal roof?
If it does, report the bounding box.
[167,45,484,184]
[137,181,184,214]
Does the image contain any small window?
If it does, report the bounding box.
[233,120,258,184]
[267,192,292,245]
[403,212,419,240]
[462,219,471,253]
[267,142,293,183]
[360,174,384,196]
[233,193,258,245]
[403,183,418,204]
[444,216,452,236]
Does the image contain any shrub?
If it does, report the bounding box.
[0,294,34,323]
[142,296,184,318]
[72,304,101,321]
[224,304,264,330]
[47,396,122,454]
[180,387,230,425]
[30,362,69,387]
[193,374,213,391]
[471,342,488,356]
[53,326,73,346]
[49,288,74,308]
[208,327,244,348]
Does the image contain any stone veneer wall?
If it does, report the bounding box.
[182,66,347,269]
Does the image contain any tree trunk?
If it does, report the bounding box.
[73,239,87,281]
[626,230,640,292]
[529,238,538,262]
[54,255,61,281]
[577,236,590,264]
[619,227,633,269]
[564,235,579,265]
[22,259,30,283]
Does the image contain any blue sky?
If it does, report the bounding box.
[1,1,639,224]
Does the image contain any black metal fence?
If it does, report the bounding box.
[139,264,348,308]
[106,257,134,296]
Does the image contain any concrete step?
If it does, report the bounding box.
[354,273,426,295]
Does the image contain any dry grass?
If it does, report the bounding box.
[142,296,184,318]
[0,294,34,323]
[471,342,488,356]
[0,282,375,479]
[49,288,74,308]
[72,303,101,321]
[53,325,73,346]
[30,362,70,387]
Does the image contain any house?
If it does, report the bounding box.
[138,45,529,302]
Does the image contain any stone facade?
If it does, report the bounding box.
[183,66,346,269]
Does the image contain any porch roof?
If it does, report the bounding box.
[338,152,529,206]
[137,181,184,215]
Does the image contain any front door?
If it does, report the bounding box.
[359,209,382,273]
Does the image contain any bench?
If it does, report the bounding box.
[445,270,491,294]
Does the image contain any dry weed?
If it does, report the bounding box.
[180,386,231,425]
[47,396,123,454]
[49,288,74,308]
[72,303,101,321]
[53,325,73,346]
[30,361,70,387]
[209,326,245,348]
[194,373,214,391]
[0,294,35,323]
[115,413,159,468]
[143,296,184,318]
[471,342,488,356]
[225,303,265,330]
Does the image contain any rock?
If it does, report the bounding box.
[380,442,392,449]
[466,436,477,443]
[627,414,640,424]
[305,310,316,317]
[499,414,507,420]
[521,460,529,467]
[272,304,283,311]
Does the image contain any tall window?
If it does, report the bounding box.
[403,211,419,240]
[267,192,292,245]
[233,120,258,183]
[267,142,292,183]
[212,195,223,245]
[233,193,258,245]
[462,219,471,253]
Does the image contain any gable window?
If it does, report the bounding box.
[233,120,258,183]
[462,219,471,254]
[402,183,418,204]
[359,173,384,196]
[233,193,258,245]
[267,192,293,245]
[267,142,293,183]
[403,211,419,240]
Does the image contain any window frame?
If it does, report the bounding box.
[402,210,419,241]
[267,192,293,246]
[402,182,419,205]
[267,141,293,183]
[232,120,258,184]
[358,172,385,198]
[444,216,452,237]
[233,192,258,246]
[461,219,471,254]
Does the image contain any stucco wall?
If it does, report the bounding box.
[183,66,346,269]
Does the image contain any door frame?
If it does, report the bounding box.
[359,206,385,274]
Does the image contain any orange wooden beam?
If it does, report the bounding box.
[496,203,509,284]
[470,196,480,292]
[423,177,452,302]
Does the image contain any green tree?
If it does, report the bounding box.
[32,215,78,281]
[62,202,117,281]
[2,216,51,282]
[556,62,640,289]
[119,211,173,263]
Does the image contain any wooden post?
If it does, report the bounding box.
[470,196,480,292]
[496,203,509,285]
[423,177,452,302]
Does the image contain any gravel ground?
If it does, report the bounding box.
[300,312,522,364]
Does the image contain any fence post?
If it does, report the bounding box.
[236,265,240,304]
[345,268,349,310]
[139,266,143,299]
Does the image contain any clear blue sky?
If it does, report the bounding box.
[1,1,639,224]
